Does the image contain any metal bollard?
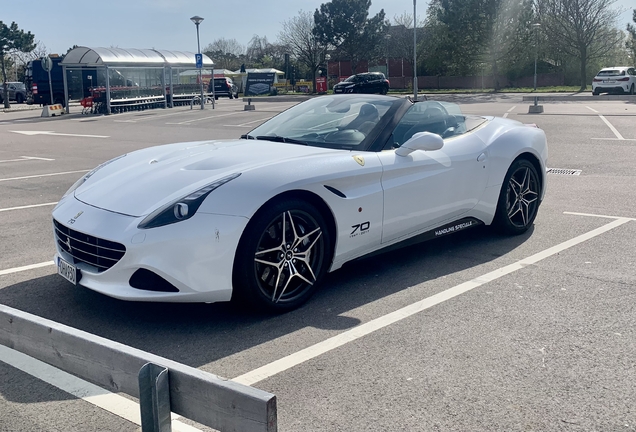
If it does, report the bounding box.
[139,363,172,432]
[244,97,255,111]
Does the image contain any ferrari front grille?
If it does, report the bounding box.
[53,219,126,272]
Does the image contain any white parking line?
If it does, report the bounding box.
[597,115,624,140]
[0,156,55,163]
[224,117,273,127]
[0,345,202,432]
[232,217,631,386]
[167,111,240,125]
[0,170,89,183]
[585,107,625,140]
[0,202,57,213]
[10,131,110,139]
[503,106,516,118]
[0,261,54,276]
[564,211,636,221]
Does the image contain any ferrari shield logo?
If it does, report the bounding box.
[353,155,365,166]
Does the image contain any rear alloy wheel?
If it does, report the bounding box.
[16,94,24,104]
[233,200,331,312]
[493,159,541,235]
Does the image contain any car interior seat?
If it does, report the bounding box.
[402,106,450,141]
[344,103,380,135]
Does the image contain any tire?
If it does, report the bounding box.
[630,84,635,95]
[381,86,388,95]
[233,199,332,312]
[16,93,24,104]
[493,158,541,235]
[592,90,599,96]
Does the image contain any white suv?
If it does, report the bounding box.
[592,67,636,95]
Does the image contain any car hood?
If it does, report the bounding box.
[74,139,341,217]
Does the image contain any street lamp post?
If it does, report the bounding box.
[190,15,205,110]
[384,33,391,78]
[413,0,418,101]
[533,23,541,91]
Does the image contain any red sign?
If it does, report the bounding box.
[316,77,327,93]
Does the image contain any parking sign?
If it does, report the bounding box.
[195,54,203,69]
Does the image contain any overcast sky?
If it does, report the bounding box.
[4,0,635,56]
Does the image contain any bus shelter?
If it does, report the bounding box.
[61,47,214,114]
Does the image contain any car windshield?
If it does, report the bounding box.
[245,95,401,150]
[597,70,624,76]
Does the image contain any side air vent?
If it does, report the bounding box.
[324,185,347,198]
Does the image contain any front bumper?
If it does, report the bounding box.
[52,196,249,303]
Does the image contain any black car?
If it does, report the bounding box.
[333,72,390,95]
[209,77,239,99]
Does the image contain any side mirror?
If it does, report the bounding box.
[396,132,444,156]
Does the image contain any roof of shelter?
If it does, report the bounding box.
[154,49,214,67]
[233,68,285,75]
[61,47,213,68]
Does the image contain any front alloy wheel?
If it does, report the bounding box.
[234,200,331,312]
[494,159,541,234]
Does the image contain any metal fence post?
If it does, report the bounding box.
[139,363,172,432]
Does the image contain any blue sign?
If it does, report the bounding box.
[195,54,203,69]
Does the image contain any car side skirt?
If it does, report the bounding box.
[339,217,484,266]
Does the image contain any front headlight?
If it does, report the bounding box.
[62,154,127,198]
[137,173,241,229]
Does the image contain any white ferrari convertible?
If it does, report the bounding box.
[52,95,548,311]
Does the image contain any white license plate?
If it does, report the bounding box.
[603,80,615,83]
[58,257,77,285]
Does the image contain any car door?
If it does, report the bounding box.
[8,84,16,100]
[359,75,371,93]
[378,104,490,244]
[369,75,382,93]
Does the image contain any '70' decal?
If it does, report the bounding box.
[350,221,370,238]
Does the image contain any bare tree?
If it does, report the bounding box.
[244,35,286,70]
[388,11,424,64]
[627,9,636,66]
[278,10,329,93]
[203,38,245,71]
[535,0,623,90]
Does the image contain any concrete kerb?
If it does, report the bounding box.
[1,104,42,113]
[522,94,636,102]
[242,95,313,103]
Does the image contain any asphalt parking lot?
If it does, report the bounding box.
[1,95,635,432]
